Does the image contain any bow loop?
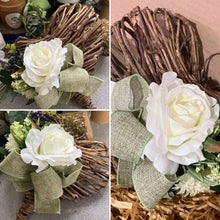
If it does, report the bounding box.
[112,74,150,121]
[0,150,82,214]
[111,111,151,162]
[63,43,84,68]
[34,44,103,109]
[112,75,176,210]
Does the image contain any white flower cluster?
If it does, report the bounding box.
[173,173,210,196]
[5,134,19,152]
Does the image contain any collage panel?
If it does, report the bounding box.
[111,0,220,220]
[1,0,220,219]
[0,110,109,219]
[0,0,110,219]
[0,0,109,110]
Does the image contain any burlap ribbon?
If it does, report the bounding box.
[111,74,176,210]
[0,150,82,214]
[34,44,103,109]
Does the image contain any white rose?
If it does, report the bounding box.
[142,72,219,175]
[21,124,82,173]
[21,38,67,96]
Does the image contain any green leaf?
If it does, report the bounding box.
[210,184,220,192]
[203,177,218,186]
[26,99,35,105]
[187,166,218,186]
[0,147,9,162]
[210,120,220,138]
[10,128,26,148]
[0,69,13,85]
[187,166,203,181]
[203,137,220,153]
[5,44,10,49]
[47,111,57,116]
[8,111,28,125]
[202,150,217,161]
[4,124,10,134]
[11,44,16,50]
[41,11,47,19]
[0,147,9,156]
[0,87,12,100]
[217,98,220,106]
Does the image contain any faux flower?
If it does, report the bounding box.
[11,121,26,141]
[142,72,219,175]
[21,124,82,173]
[207,163,220,184]
[24,117,32,126]
[11,80,28,91]
[11,72,19,79]
[5,134,20,152]
[21,38,67,96]
[173,173,210,196]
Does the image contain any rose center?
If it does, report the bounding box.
[32,47,53,72]
[168,92,204,128]
[38,132,68,155]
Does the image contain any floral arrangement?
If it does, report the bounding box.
[111,72,220,210]
[0,38,103,108]
[0,111,82,214]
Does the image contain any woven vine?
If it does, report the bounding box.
[111,6,220,99]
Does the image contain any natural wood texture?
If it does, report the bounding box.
[16,112,109,219]
[15,3,105,109]
[54,111,94,140]
[111,6,220,99]
[101,18,109,56]
[111,172,220,220]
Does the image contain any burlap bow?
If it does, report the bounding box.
[111,74,176,210]
[0,150,82,214]
[34,44,103,109]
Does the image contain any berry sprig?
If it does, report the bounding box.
[29,111,55,127]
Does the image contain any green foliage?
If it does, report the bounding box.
[210,184,220,192]
[203,137,220,153]
[186,165,203,182]
[5,44,16,54]
[26,98,35,105]
[0,147,9,162]
[217,98,220,106]
[7,111,28,125]
[46,111,57,116]
[22,1,49,38]
[185,165,218,186]
[10,128,26,148]
[210,120,220,139]
[0,69,13,99]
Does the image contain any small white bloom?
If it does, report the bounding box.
[21,38,67,96]
[142,72,219,175]
[21,124,82,173]
[173,173,210,196]
[6,134,19,152]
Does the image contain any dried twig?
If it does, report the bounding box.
[111,6,220,99]
[111,171,220,220]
